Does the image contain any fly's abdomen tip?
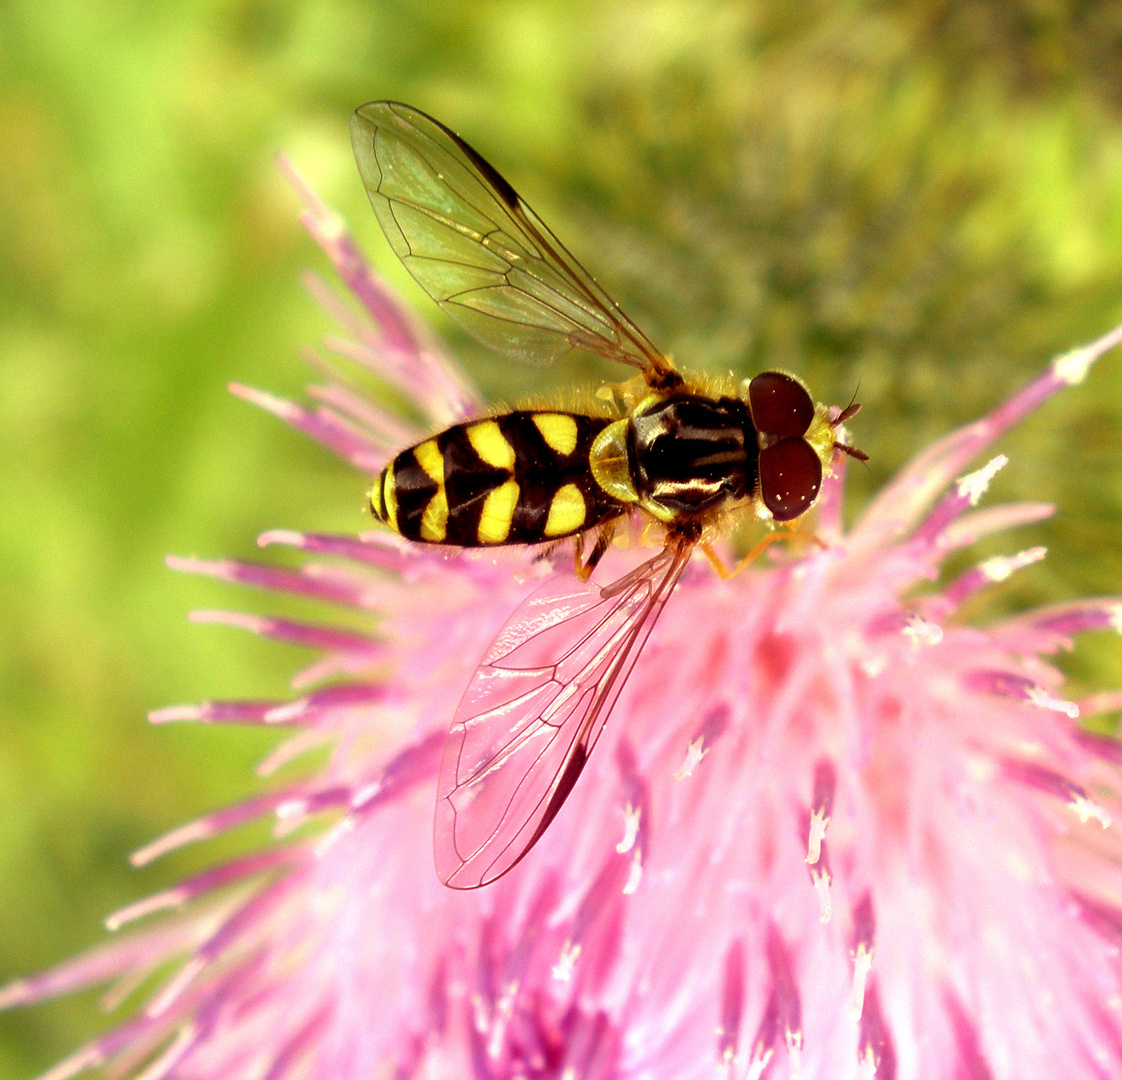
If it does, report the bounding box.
[369,464,399,532]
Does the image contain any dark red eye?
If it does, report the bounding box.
[759,438,822,521]
[748,372,814,439]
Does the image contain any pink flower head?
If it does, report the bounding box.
[4,160,1122,1080]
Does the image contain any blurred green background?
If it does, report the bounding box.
[3,1,1122,1075]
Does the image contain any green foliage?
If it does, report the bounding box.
[2,1,1122,1073]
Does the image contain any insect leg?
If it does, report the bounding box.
[577,523,617,581]
[701,527,825,580]
[571,533,586,577]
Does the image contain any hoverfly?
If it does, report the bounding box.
[350,102,865,889]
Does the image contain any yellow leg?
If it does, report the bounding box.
[572,535,589,580]
[573,524,616,581]
[701,528,824,580]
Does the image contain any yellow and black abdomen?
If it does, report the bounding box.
[371,412,624,547]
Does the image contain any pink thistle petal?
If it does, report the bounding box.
[294,270,478,428]
[613,741,650,892]
[255,727,338,777]
[130,789,306,865]
[258,1004,332,1080]
[910,454,1009,546]
[259,529,499,597]
[1012,598,1122,645]
[0,911,228,1010]
[350,732,443,813]
[279,155,477,424]
[106,848,303,930]
[938,501,1055,551]
[849,893,875,1021]
[167,554,378,608]
[1000,758,1111,826]
[806,758,836,865]
[187,610,383,660]
[278,155,421,357]
[672,703,729,779]
[150,683,385,727]
[855,423,984,545]
[299,270,397,361]
[961,668,1079,716]
[940,546,1048,610]
[1070,892,1122,948]
[856,325,1122,554]
[267,682,388,723]
[563,854,630,991]
[304,377,420,448]
[321,332,469,419]
[228,383,383,471]
[857,981,897,1079]
[258,528,377,559]
[149,699,280,725]
[33,1016,167,1080]
[717,939,746,1070]
[943,990,995,1080]
[1074,725,1122,766]
[274,786,355,834]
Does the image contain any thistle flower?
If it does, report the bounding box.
[4,163,1122,1080]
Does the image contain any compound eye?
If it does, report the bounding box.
[759,438,822,521]
[748,371,814,439]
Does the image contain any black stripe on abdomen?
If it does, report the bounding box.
[441,423,512,545]
[378,412,624,547]
[387,448,439,541]
[502,413,620,542]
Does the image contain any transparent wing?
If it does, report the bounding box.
[435,544,691,888]
[351,101,676,380]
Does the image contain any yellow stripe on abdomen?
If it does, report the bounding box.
[413,439,444,483]
[412,438,447,541]
[467,421,516,471]
[420,488,448,541]
[383,462,399,531]
[368,472,386,522]
[543,483,586,537]
[533,413,579,457]
[477,479,520,544]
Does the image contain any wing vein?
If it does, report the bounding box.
[351,101,677,377]
[435,544,691,887]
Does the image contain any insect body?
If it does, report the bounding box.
[373,381,840,554]
[351,102,864,888]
